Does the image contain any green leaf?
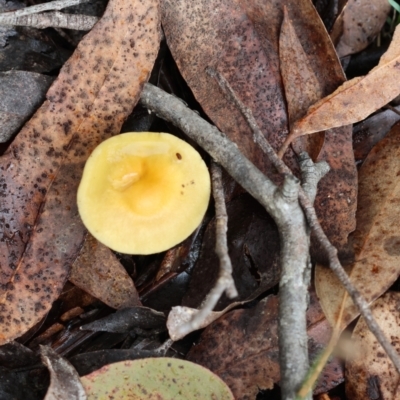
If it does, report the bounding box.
[81,357,234,399]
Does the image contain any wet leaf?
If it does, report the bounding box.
[316,121,400,328]
[80,307,166,333]
[41,346,86,400]
[346,292,400,399]
[187,294,343,399]
[293,24,400,137]
[80,358,234,399]
[162,0,357,262]
[70,234,141,309]
[334,0,391,58]
[0,0,160,344]
[0,71,54,143]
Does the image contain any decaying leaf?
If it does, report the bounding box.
[334,0,391,58]
[278,6,324,160]
[41,346,86,400]
[346,292,400,400]
[293,24,400,137]
[0,0,160,344]
[80,358,234,399]
[316,121,400,328]
[187,294,343,399]
[162,0,357,263]
[70,234,141,310]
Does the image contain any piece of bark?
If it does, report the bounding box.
[0,0,160,344]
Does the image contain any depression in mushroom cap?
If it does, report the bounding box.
[77,132,211,255]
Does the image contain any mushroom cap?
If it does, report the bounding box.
[77,132,211,254]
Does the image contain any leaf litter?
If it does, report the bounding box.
[316,121,400,329]
[0,0,160,344]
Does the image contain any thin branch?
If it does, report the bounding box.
[141,84,314,400]
[204,69,400,375]
[0,11,98,30]
[0,0,92,18]
[211,161,238,300]
[173,162,238,338]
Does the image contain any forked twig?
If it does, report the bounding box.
[205,68,400,374]
[168,162,238,339]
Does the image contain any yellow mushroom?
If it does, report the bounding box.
[77,132,211,255]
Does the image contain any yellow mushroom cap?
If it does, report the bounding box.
[77,132,211,255]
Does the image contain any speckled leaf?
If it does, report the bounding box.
[80,357,234,399]
[316,122,400,329]
[187,294,344,399]
[0,0,160,344]
[70,234,141,309]
[334,0,391,58]
[41,345,86,400]
[293,24,400,137]
[279,7,324,159]
[162,0,357,262]
[346,292,400,399]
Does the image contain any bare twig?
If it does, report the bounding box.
[172,162,238,338]
[0,11,98,30]
[204,69,400,376]
[210,161,238,300]
[0,0,91,17]
[141,84,315,400]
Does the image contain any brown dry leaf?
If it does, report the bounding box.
[70,234,141,310]
[0,0,160,344]
[293,24,400,137]
[162,0,357,262]
[334,0,392,58]
[316,121,400,329]
[346,292,400,399]
[279,6,324,159]
[187,294,343,399]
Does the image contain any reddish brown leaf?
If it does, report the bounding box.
[0,0,160,343]
[346,292,400,399]
[187,294,343,399]
[334,0,391,58]
[70,234,140,310]
[278,7,324,160]
[293,24,400,137]
[162,0,357,261]
[316,122,400,329]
